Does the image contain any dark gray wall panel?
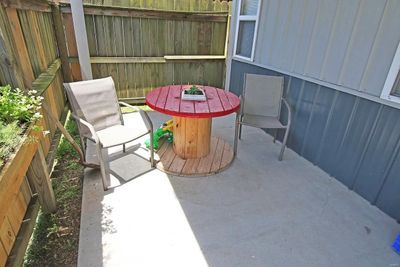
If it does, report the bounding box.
[288,82,318,154]
[230,60,400,221]
[302,87,336,163]
[317,92,356,178]
[376,151,400,221]
[333,99,381,188]
[353,106,400,202]
[282,78,302,147]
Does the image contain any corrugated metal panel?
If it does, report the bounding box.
[252,0,400,97]
[287,81,318,153]
[332,98,381,187]
[360,0,400,95]
[289,0,319,74]
[353,106,400,202]
[320,0,360,85]
[230,60,400,221]
[376,149,400,220]
[338,0,387,90]
[302,87,336,163]
[316,93,356,176]
[304,0,338,78]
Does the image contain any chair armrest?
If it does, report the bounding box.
[71,113,100,143]
[119,102,153,132]
[281,98,292,127]
[119,101,140,112]
[239,95,244,115]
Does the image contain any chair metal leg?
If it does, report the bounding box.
[238,115,243,140]
[273,129,277,143]
[149,130,155,167]
[123,144,126,153]
[95,144,110,190]
[80,136,86,158]
[234,112,240,157]
[279,127,289,161]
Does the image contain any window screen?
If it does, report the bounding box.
[234,0,260,60]
[391,71,400,96]
[236,21,256,58]
[240,0,259,15]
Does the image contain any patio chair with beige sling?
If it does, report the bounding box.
[234,74,292,161]
[63,77,154,190]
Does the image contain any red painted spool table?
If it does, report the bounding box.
[146,85,240,176]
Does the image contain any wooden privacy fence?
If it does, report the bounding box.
[60,0,231,101]
[0,0,230,265]
[0,1,66,266]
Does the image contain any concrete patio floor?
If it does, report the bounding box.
[78,112,400,267]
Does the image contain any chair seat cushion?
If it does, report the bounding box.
[241,114,286,129]
[96,124,149,148]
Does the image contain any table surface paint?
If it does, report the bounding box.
[146,85,240,118]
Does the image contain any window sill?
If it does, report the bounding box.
[381,94,400,104]
[233,55,253,62]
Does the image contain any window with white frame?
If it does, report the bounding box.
[381,42,400,103]
[234,0,261,61]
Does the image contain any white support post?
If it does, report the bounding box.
[224,0,238,91]
[70,0,93,80]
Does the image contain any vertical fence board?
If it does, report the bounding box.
[64,2,229,98]
[0,2,67,265]
[5,8,35,88]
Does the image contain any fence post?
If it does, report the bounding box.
[51,4,73,82]
[26,144,56,214]
[0,4,25,89]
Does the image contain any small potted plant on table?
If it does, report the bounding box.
[181,85,206,101]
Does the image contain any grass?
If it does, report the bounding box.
[24,116,83,266]
[120,105,153,114]
[0,121,22,170]
[23,104,152,265]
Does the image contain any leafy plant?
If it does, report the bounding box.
[0,85,43,125]
[185,85,203,95]
[0,85,43,170]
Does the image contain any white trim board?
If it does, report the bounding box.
[232,56,400,110]
[224,0,238,91]
[381,42,400,104]
[233,0,262,61]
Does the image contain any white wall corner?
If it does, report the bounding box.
[224,0,238,91]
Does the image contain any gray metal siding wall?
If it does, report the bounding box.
[252,0,400,97]
[230,60,400,221]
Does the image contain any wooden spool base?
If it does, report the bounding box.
[173,116,211,159]
[155,136,234,176]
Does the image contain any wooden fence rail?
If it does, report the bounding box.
[60,2,230,100]
[0,0,230,265]
[0,2,66,266]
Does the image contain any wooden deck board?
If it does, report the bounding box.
[156,136,233,176]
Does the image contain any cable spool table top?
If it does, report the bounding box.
[146,85,240,118]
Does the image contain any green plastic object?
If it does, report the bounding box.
[145,126,173,150]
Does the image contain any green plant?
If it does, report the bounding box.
[0,121,22,169]
[0,85,43,170]
[0,85,43,125]
[185,85,203,95]
[56,119,79,159]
